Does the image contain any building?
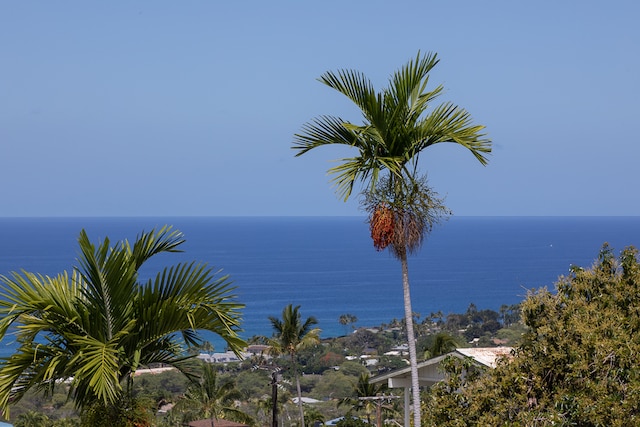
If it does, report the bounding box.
[370,347,512,426]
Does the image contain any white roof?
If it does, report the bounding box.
[292,397,321,404]
[456,347,513,368]
[370,347,513,388]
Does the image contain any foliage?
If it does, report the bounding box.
[337,361,368,378]
[338,373,392,424]
[420,332,459,359]
[426,244,640,426]
[131,368,189,405]
[342,328,392,355]
[335,416,370,427]
[14,410,50,427]
[310,371,357,401]
[170,362,255,426]
[0,226,245,419]
[234,369,271,399]
[339,314,358,336]
[51,418,81,427]
[80,396,154,427]
[303,404,325,427]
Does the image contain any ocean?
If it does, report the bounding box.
[1,216,640,353]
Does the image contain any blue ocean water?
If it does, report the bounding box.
[1,216,640,353]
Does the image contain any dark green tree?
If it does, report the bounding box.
[293,51,491,427]
[14,410,50,427]
[80,396,154,427]
[426,244,640,426]
[0,226,245,419]
[338,373,391,425]
[422,332,458,359]
[338,314,358,335]
[303,404,325,427]
[171,362,254,426]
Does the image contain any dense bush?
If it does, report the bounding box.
[426,245,640,426]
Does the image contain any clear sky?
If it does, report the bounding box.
[2,1,638,217]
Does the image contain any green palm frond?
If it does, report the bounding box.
[414,102,491,165]
[0,226,246,416]
[67,334,121,405]
[130,226,185,269]
[318,68,382,126]
[293,51,492,200]
[292,115,359,155]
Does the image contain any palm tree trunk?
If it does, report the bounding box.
[400,251,421,427]
[295,373,305,427]
[292,352,305,427]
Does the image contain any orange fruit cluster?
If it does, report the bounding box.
[370,204,395,251]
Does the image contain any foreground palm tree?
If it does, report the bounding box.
[0,226,246,418]
[267,304,320,427]
[293,52,491,427]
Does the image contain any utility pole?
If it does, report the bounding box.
[253,362,283,427]
[271,370,280,427]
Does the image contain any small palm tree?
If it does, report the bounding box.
[338,373,388,425]
[14,410,50,427]
[423,333,458,359]
[0,226,246,418]
[293,52,491,427]
[172,362,254,426]
[303,404,325,427]
[267,305,321,427]
[338,313,358,335]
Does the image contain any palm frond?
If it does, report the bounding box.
[318,68,382,126]
[414,102,491,165]
[131,225,185,269]
[292,115,359,156]
[293,51,492,203]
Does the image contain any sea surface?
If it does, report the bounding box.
[1,216,640,353]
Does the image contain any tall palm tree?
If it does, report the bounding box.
[0,226,246,418]
[172,362,255,426]
[267,304,321,427]
[292,51,491,427]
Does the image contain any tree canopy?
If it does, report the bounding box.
[426,244,640,426]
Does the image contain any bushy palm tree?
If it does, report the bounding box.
[0,226,246,418]
[267,304,321,427]
[172,362,254,426]
[303,404,325,427]
[293,51,491,427]
[14,410,50,427]
[423,332,458,359]
[338,373,388,425]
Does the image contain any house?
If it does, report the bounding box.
[370,347,512,426]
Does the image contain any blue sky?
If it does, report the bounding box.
[2,1,638,217]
